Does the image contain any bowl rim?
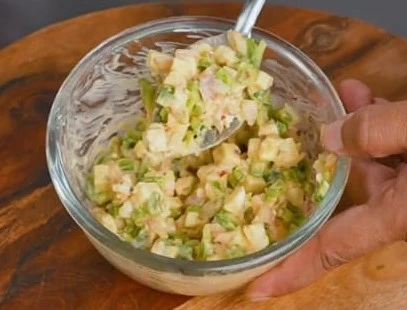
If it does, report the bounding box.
[46,15,350,276]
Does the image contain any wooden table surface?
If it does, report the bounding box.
[1,2,407,310]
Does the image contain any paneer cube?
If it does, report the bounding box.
[243,223,269,252]
[133,141,148,159]
[224,186,246,216]
[144,123,168,152]
[212,143,241,167]
[214,45,238,66]
[241,99,258,126]
[244,175,266,194]
[175,176,196,196]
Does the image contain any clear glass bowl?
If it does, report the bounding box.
[46,16,350,296]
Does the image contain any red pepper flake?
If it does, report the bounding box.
[219,170,227,177]
[221,114,226,120]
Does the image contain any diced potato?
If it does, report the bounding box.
[119,200,133,218]
[244,175,266,194]
[151,240,179,258]
[197,164,218,183]
[133,141,148,158]
[227,30,247,56]
[192,42,213,53]
[164,71,187,88]
[147,50,173,75]
[132,182,162,206]
[175,48,198,60]
[212,143,241,167]
[224,186,246,216]
[93,164,111,192]
[214,45,238,66]
[241,99,258,126]
[253,71,274,90]
[144,123,168,152]
[162,171,176,196]
[97,211,118,234]
[243,223,269,252]
[253,205,275,225]
[247,138,261,161]
[170,57,197,80]
[286,182,305,207]
[230,228,248,247]
[258,136,279,162]
[258,120,279,137]
[175,176,196,196]
[184,211,201,228]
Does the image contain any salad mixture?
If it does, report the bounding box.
[86,31,337,261]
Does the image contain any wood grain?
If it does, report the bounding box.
[0,2,406,310]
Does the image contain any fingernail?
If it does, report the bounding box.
[321,118,345,153]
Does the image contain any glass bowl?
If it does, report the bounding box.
[46,16,350,296]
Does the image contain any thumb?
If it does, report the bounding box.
[322,101,407,157]
[246,165,407,300]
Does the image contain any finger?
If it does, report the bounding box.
[322,101,407,157]
[336,159,396,212]
[338,79,373,113]
[246,166,407,300]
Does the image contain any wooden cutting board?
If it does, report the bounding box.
[1,2,407,310]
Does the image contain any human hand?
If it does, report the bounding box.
[247,79,407,301]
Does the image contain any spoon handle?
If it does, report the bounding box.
[234,0,266,37]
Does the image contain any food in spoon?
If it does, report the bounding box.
[138,31,270,161]
[86,31,337,261]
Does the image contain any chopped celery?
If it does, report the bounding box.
[158,107,169,123]
[215,67,233,85]
[227,167,245,188]
[225,245,246,259]
[131,228,150,249]
[183,130,195,145]
[287,204,307,227]
[187,80,201,112]
[117,158,136,171]
[277,120,288,136]
[187,204,201,213]
[246,38,266,68]
[190,116,202,131]
[250,162,268,178]
[132,207,149,226]
[87,175,111,205]
[179,243,195,260]
[263,170,281,185]
[212,180,226,193]
[145,192,162,216]
[214,209,238,231]
[275,108,293,124]
[106,201,121,217]
[139,78,157,120]
[197,51,213,71]
[157,85,175,106]
[265,179,286,200]
[121,129,143,150]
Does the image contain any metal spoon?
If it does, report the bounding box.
[194,0,266,152]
